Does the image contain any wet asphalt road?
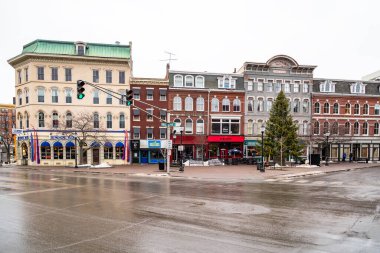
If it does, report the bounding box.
[0,167,379,253]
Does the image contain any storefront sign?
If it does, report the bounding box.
[244,140,258,146]
[131,140,140,150]
[148,140,162,148]
[208,136,244,142]
[12,129,23,135]
[50,135,75,140]
[17,136,29,141]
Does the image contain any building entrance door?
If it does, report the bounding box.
[92,148,100,165]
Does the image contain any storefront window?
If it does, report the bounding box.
[361,144,368,158]
[65,142,75,159]
[41,142,51,159]
[115,142,124,159]
[53,142,63,159]
[104,142,113,159]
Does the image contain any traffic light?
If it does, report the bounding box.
[77,80,85,99]
[126,89,133,106]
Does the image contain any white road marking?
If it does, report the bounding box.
[3,186,84,196]
[296,180,309,183]
[312,181,326,185]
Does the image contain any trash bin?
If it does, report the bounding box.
[257,163,262,170]
[158,162,165,171]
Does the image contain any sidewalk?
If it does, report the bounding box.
[10,161,379,181]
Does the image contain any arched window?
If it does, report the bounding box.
[247,98,254,112]
[25,113,29,128]
[52,112,59,128]
[107,113,112,129]
[375,104,380,115]
[363,104,369,115]
[303,99,309,113]
[38,112,45,127]
[115,142,124,159]
[344,122,350,135]
[119,113,125,128]
[174,118,181,126]
[323,121,329,134]
[41,142,51,159]
[94,113,99,129]
[362,122,368,135]
[323,102,330,114]
[354,104,360,115]
[257,98,264,112]
[345,103,351,114]
[222,98,230,112]
[185,119,193,134]
[314,102,320,113]
[332,122,338,135]
[25,89,29,104]
[17,90,22,105]
[37,87,45,102]
[374,123,379,135]
[333,103,339,114]
[195,76,204,88]
[196,119,204,134]
[211,98,219,112]
[293,99,300,113]
[53,142,63,159]
[65,142,75,159]
[51,88,59,103]
[313,121,319,135]
[185,75,194,87]
[247,119,254,135]
[66,112,72,128]
[354,122,359,134]
[104,142,113,159]
[185,97,193,111]
[303,121,308,135]
[267,98,273,112]
[18,113,23,129]
[174,75,183,87]
[196,97,204,111]
[173,96,182,111]
[233,99,241,112]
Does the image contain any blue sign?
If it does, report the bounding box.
[17,136,29,141]
[148,140,162,148]
[50,135,75,140]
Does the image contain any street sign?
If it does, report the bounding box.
[12,129,23,135]
[161,122,176,127]
[167,140,173,149]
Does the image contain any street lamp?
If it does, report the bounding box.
[179,130,184,172]
[325,131,330,166]
[261,125,265,172]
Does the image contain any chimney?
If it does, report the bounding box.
[165,63,170,80]
[115,41,120,45]
[233,68,237,73]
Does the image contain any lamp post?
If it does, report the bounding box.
[325,131,330,166]
[261,125,265,172]
[74,134,78,168]
[179,130,184,172]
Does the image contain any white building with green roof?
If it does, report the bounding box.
[8,39,133,166]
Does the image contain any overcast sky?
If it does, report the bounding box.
[1,0,380,104]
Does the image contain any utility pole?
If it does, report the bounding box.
[166,111,171,173]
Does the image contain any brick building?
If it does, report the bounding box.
[168,70,245,162]
[129,77,168,164]
[0,104,16,162]
[312,79,380,162]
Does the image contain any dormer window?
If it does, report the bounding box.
[75,42,87,56]
[218,75,236,89]
[350,82,366,94]
[320,80,335,92]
